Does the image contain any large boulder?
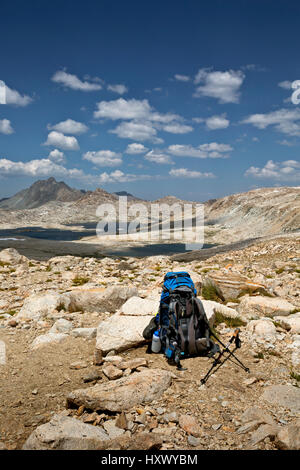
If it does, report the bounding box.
[0,340,6,365]
[246,319,277,340]
[30,333,69,350]
[67,368,172,412]
[23,414,110,450]
[119,296,159,316]
[201,300,240,327]
[0,248,28,266]
[289,335,300,369]
[16,292,65,321]
[65,286,138,313]
[261,385,300,413]
[96,314,153,354]
[50,318,73,334]
[238,295,296,319]
[275,419,300,450]
[71,328,97,339]
[202,272,267,301]
[273,313,300,334]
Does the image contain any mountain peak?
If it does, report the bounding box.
[0,177,84,210]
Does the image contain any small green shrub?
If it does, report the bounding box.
[202,284,221,302]
[72,276,90,286]
[290,309,300,314]
[290,370,300,382]
[254,352,264,359]
[6,310,17,316]
[214,311,246,328]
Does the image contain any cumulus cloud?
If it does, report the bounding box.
[95,98,194,140]
[125,143,148,154]
[145,150,174,164]
[278,81,293,90]
[52,70,102,91]
[174,74,191,82]
[205,114,230,130]
[98,170,150,183]
[167,142,232,159]
[0,119,14,135]
[48,149,66,163]
[94,97,181,124]
[162,123,193,134]
[110,121,158,142]
[242,108,300,136]
[83,150,122,167]
[0,157,84,179]
[169,168,215,178]
[192,117,205,124]
[245,159,300,181]
[107,84,128,95]
[43,131,79,151]
[0,81,33,106]
[194,68,245,103]
[47,119,88,135]
[94,98,151,120]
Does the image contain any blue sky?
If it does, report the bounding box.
[0,0,300,201]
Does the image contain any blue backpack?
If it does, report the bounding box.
[158,271,218,369]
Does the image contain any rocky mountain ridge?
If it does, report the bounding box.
[0,181,298,245]
[0,177,85,210]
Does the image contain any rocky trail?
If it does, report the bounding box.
[0,234,299,450]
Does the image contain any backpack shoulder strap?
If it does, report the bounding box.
[194,298,211,348]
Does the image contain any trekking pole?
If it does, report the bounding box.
[200,329,250,385]
[209,327,249,371]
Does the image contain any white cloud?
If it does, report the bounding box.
[145,150,174,164]
[174,74,191,82]
[278,80,293,90]
[47,119,88,135]
[125,143,148,154]
[43,131,79,151]
[98,170,150,183]
[83,150,122,167]
[0,119,14,135]
[242,108,300,136]
[95,97,192,139]
[192,117,205,124]
[94,97,182,124]
[48,149,66,163]
[94,98,151,120]
[1,82,33,106]
[167,142,232,158]
[162,123,193,134]
[169,168,215,178]
[149,112,182,123]
[199,142,232,152]
[0,157,84,179]
[52,70,102,91]
[277,139,297,147]
[206,114,230,130]
[194,68,245,103]
[107,84,128,95]
[245,159,300,181]
[110,121,158,142]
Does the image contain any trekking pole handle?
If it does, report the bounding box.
[229,328,240,343]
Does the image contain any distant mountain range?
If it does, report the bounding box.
[0,178,298,243]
